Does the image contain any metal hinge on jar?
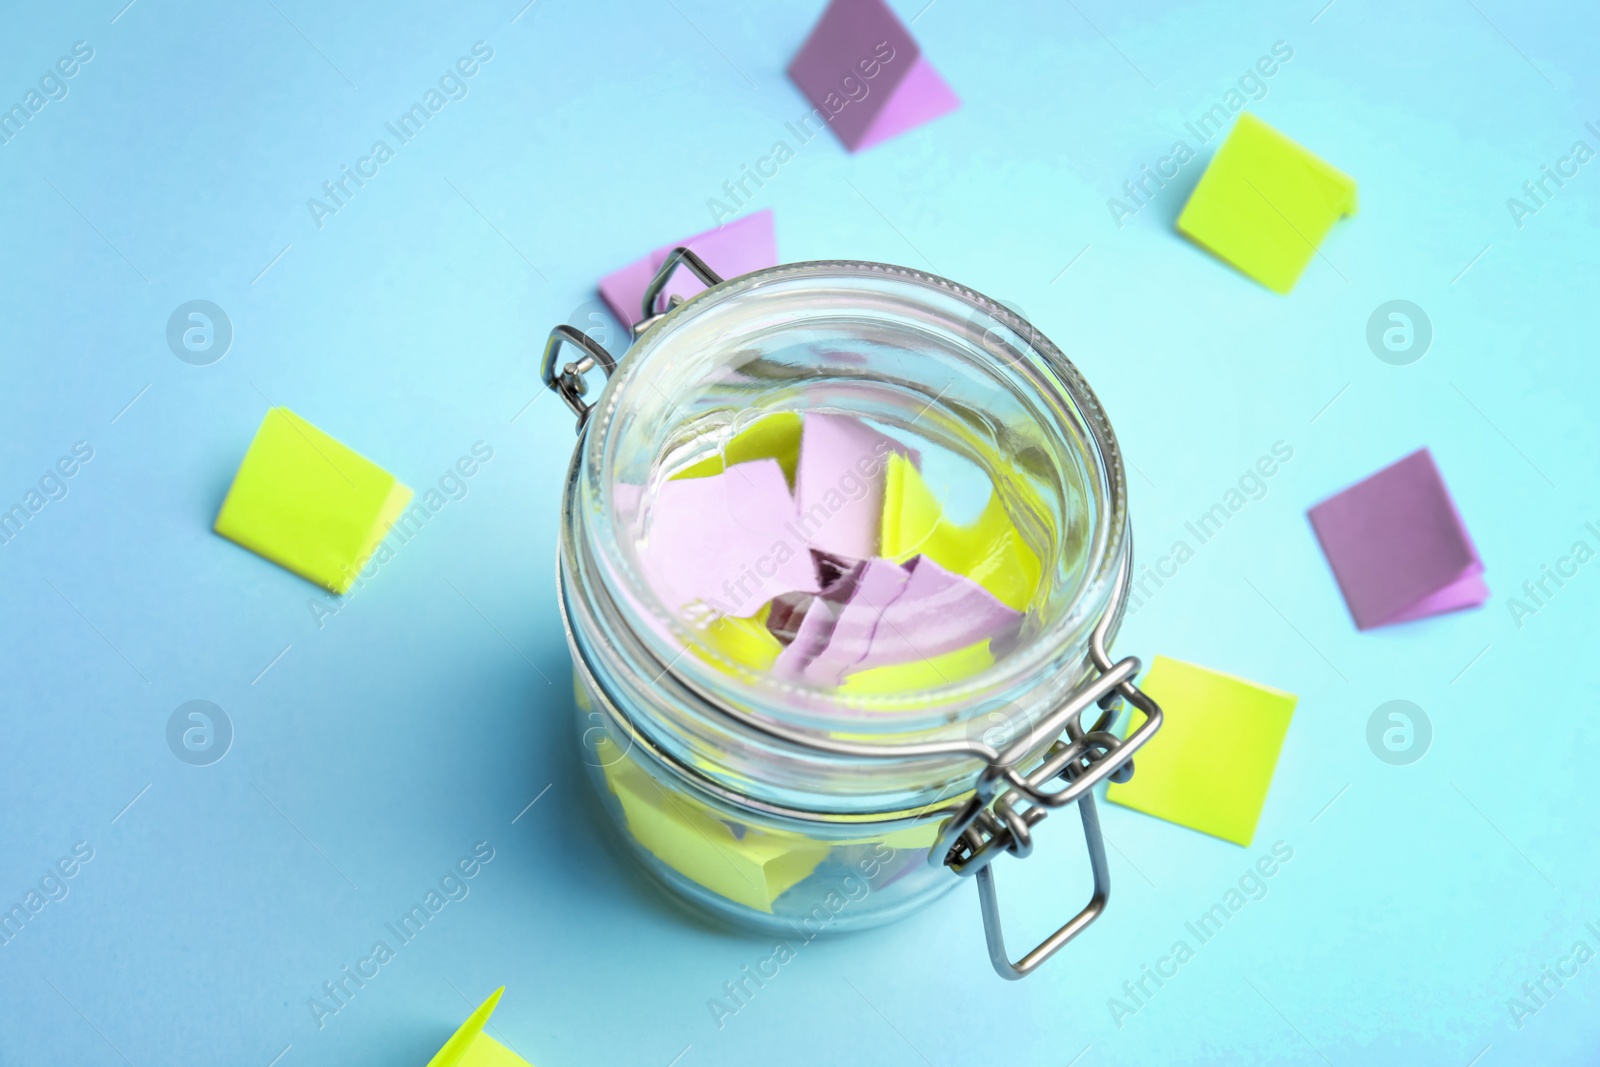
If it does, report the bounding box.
[539,248,720,431]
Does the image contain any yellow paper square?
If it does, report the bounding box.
[695,603,784,673]
[598,739,827,912]
[460,1036,532,1067]
[839,639,994,695]
[877,822,940,852]
[426,988,533,1067]
[214,408,412,594]
[673,412,803,485]
[1176,112,1357,294]
[880,454,1041,612]
[1105,656,1296,846]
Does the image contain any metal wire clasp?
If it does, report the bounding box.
[541,247,723,431]
[933,590,1164,980]
[540,326,616,431]
[632,246,722,339]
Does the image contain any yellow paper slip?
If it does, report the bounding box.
[875,822,940,852]
[1105,656,1297,847]
[695,603,784,673]
[1176,112,1357,294]
[672,411,803,485]
[213,407,412,594]
[598,738,828,913]
[425,987,533,1067]
[880,453,1042,612]
[839,639,994,695]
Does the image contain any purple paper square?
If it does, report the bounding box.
[794,412,917,559]
[787,0,921,152]
[774,555,1021,686]
[1307,448,1487,630]
[861,554,1022,665]
[853,54,960,152]
[637,458,818,619]
[597,210,776,328]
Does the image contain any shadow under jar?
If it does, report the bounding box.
[546,256,1162,980]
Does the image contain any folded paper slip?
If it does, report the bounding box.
[1307,448,1487,630]
[787,0,960,152]
[794,411,919,559]
[1106,657,1296,847]
[638,457,820,617]
[697,606,785,673]
[1176,112,1357,294]
[598,738,828,913]
[673,411,803,485]
[425,987,531,1067]
[773,555,1021,687]
[880,452,1041,611]
[640,411,914,614]
[598,210,776,329]
[214,408,412,594]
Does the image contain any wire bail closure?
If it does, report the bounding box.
[540,247,721,430]
[540,325,616,431]
[541,250,1164,980]
[632,246,723,339]
[934,589,1163,978]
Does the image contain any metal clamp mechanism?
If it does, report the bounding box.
[540,325,617,431]
[541,247,723,429]
[634,246,723,339]
[932,583,1164,980]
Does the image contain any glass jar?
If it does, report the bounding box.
[545,256,1162,979]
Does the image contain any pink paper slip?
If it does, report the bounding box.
[787,0,958,153]
[597,210,776,328]
[638,458,818,618]
[860,554,1023,664]
[794,412,918,560]
[854,57,961,152]
[777,556,1021,687]
[1307,448,1487,630]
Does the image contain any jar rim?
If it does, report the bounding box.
[574,259,1129,733]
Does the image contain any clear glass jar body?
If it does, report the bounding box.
[558,262,1129,934]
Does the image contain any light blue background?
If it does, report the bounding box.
[2,0,1597,1063]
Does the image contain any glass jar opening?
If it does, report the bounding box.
[578,261,1128,735]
